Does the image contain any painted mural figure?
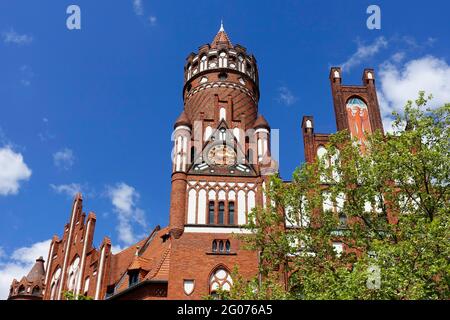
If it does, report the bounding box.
[346,97,372,146]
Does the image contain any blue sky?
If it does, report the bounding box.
[0,0,449,298]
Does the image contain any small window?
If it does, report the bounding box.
[228,202,235,225]
[225,240,231,253]
[129,271,139,287]
[212,240,217,252]
[32,286,40,296]
[218,202,225,224]
[218,72,228,81]
[190,146,196,163]
[219,241,224,252]
[208,201,215,224]
[339,213,347,228]
[18,285,25,294]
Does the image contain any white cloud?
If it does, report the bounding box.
[107,183,147,245]
[111,245,124,254]
[50,183,82,198]
[340,37,388,72]
[19,65,34,87]
[0,239,51,300]
[53,148,74,170]
[378,55,450,131]
[133,0,144,16]
[2,29,33,45]
[277,86,298,106]
[148,16,157,26]
[0,146,32,196]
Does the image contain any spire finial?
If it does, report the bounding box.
[219,19,224,32]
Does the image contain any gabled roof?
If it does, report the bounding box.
[108,226,171,295]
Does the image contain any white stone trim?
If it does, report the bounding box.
[184,226,253,234]
[94,245,106,300]
[58,198,78,299]
[75,219,91,296]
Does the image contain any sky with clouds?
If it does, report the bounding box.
[0,0,449,299]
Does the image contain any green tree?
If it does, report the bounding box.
[229,93,449,300]
[63,290,93,300]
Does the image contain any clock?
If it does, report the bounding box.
[206,144,237,166]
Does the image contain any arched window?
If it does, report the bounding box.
[208,201,215,224]
[219,52,227,68]
[218,202,225,224]
[67,256,80,291]
[212,240,217,253]
[210,268,233,298]
[219,240,224,252]
[238,55,244,72]
[18,285,25,294]
[228,202,235,225]
[32,286,40,296]
[219,107,226,121]
[200,55,207,72]
[225,240,231,253]
[49,267,61,300]
[84,277,90,296]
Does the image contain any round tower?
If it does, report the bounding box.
[182,22,260,131]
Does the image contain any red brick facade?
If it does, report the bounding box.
[8,24,383,300]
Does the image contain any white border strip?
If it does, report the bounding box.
[184,226,253,234]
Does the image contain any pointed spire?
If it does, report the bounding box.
[26,257,45,283]
[211,20,232,49]
[253,114,270,130]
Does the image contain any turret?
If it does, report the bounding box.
[8,257,46,300]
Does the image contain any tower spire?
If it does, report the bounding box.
[211,20,232,49]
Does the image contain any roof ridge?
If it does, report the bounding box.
[147,247,171,280]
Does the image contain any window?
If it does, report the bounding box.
[84,277,90,296]
[129,271,139,287]
[247,148,253,164]
[228,202,235,225]
[32,286,40,296]
[190,146,196,163]
[208,201,215,224]
[218,72,228,81]
[210,268,233,297]
[67,256,80,291]
[218,202,225,224]
[339,213,347,228]
[212,240,231,254]
[18,285,25,294]
[49,267,61,300]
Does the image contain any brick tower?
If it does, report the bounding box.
[167,22,276,299]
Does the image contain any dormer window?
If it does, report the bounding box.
[129,271,139,287]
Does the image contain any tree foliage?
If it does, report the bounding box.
[229,93,449,300]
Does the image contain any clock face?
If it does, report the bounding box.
[207,144,237,166]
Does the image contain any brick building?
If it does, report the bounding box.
[8,23,383,300]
